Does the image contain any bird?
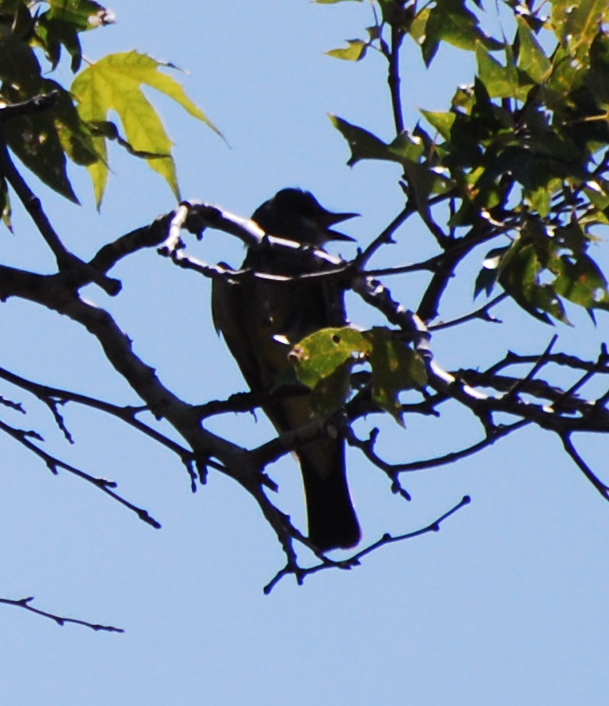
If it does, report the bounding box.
[211,188,361,551]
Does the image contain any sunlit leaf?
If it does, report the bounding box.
[327,39,367,61]
[556,0,609,56]
[291,326,369,390]
[71,51,220,207]
[476,42,518,99]
[516,17,551,84]
[420,110,455,140]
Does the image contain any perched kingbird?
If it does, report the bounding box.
[212,189,361,551]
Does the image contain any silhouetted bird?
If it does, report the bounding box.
[212,189,361,551]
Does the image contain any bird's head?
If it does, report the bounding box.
[251,188,358,246]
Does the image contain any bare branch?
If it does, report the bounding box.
[346,419,530,485]
[429,293,508,331]
[551,344,609,413]
[387,22,405,135]
[0,596,123,633]
[264,495,471,593]
[0,418,162,528]
[0,365,193,463]
[506,335,558,398]
[560,433,609,501]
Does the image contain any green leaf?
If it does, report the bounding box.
[421,0,502,67]
[409,7,431,45]
[309,361,353,417]
[499,238,571,324]
[420,109,456,140]
[3,78,80,203]
[47,0,110,28]
[476,42,518,99]
[326,39,367,61]
[291,326,428,423]
[71,51,221,207]
[47,80,100,166]
[291,326,370,390]
[376,0,415,29]
[552,253,609,310]
[587,31,609,109]
[554,0,609,57]
[36,1,113,72]
[0,34,43,93]
[331,115,425,166]
[364,327,428,425]
[330,116,451,197]
[330,115,396,166]
[529,283,570,324]
[516,17,551,84]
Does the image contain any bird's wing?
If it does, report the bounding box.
[211,269,292,395]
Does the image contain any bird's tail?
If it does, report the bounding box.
[298,439,360,552]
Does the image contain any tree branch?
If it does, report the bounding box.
[0,596,123,633]
[264,495,471,593]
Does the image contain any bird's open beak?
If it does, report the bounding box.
[319,210,359,242]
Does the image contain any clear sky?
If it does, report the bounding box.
[1,2,609,705]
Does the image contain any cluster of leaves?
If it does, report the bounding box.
[322,0,609,325]
[0,0,215,216]
[291,325,427,423]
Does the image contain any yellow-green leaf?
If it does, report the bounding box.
[475,42,518,99]
[326,39,367,61]
[420,109,455,140]
[71,51,220,207]
[516,17,551,84]
[310,361,353,417]
[291,326,370,390]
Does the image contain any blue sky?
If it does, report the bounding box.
[1,2,609,704]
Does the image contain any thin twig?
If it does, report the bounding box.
[560,432,609,501]
[0,596,123,633]
[264,495,471,593]
[0,419,162,528]
[551,344,609,412]
[348,420,529,474]
[507,335,558,398]
[429,293,508,331]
